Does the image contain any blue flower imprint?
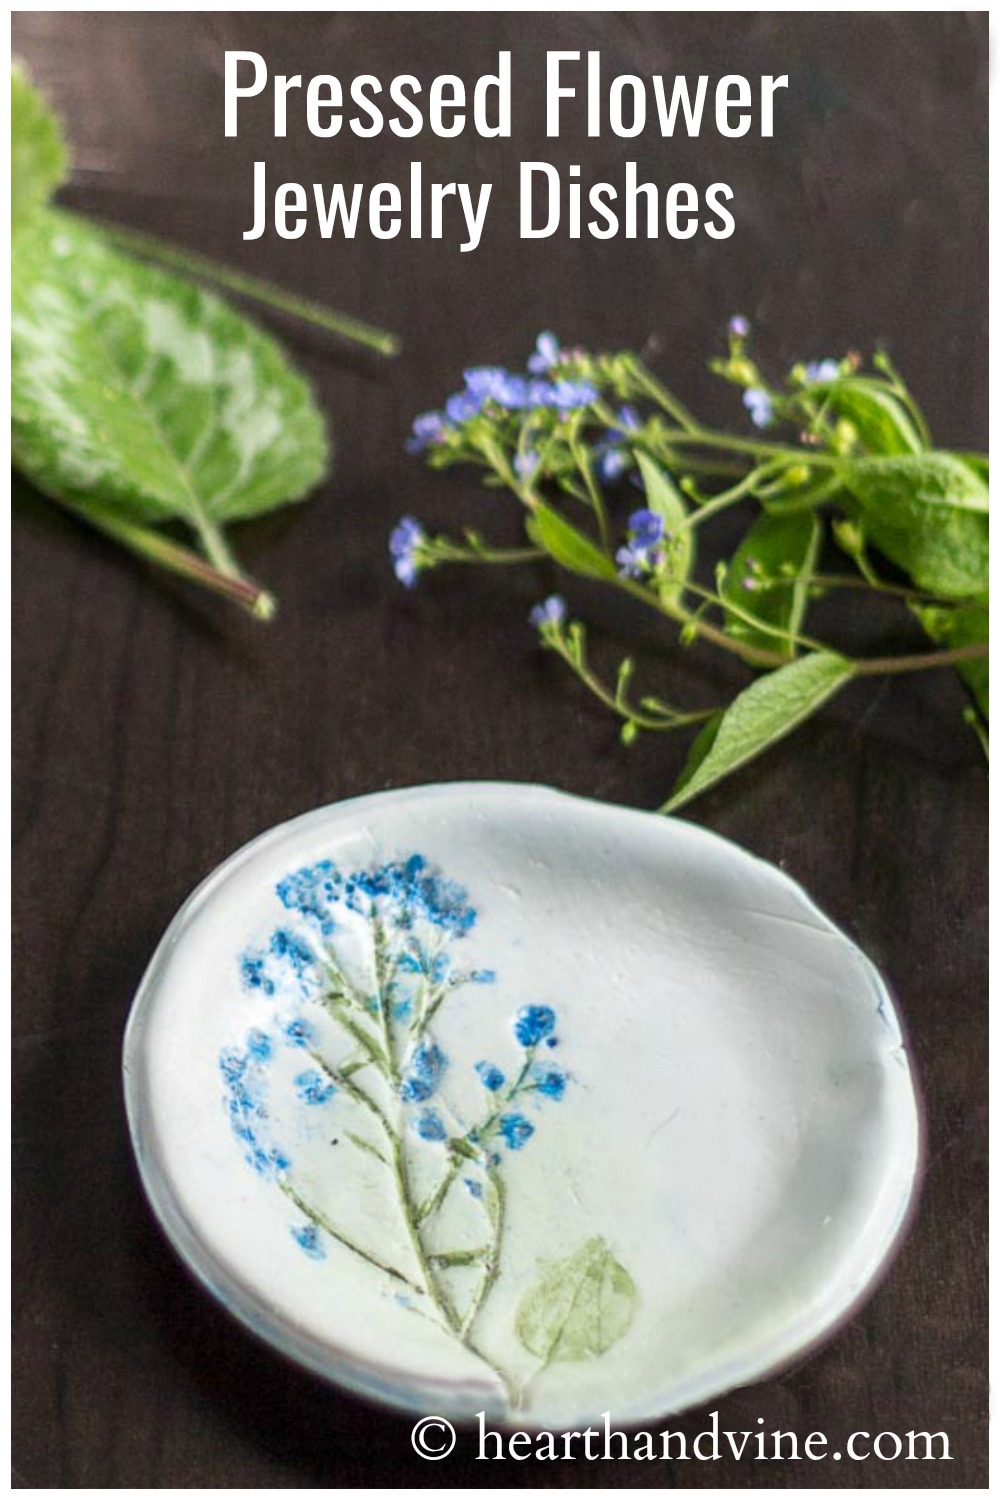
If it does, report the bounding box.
[219,852,572,1398]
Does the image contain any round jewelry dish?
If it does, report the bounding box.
[123,782,921,1428]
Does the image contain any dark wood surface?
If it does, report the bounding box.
[12,12,987,1489]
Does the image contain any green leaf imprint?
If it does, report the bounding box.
[664,651,855,812]
[515,1236,639,1367]
[11,65,68,240]
[841,453,988,598]
[11,210,329,548]
[722,510,821,660]
[635,451,693,606]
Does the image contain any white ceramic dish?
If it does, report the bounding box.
[123,782,921,1428]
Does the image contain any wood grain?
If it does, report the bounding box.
[12,12,986,1487]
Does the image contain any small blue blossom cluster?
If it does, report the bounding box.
[218,1030,290,1181]
[240,855,479,1001]
[529,594,567,632]
[616,509,668,579]
[743,388,774,429]
[399,1041,447,1103]
[803,358,840,384]
[595,404,641,482]
[390,517,426,587]
[405,332,602,458]
[291,1223,325,1259]
[294,1069,336,1106]
[466,1004,567,1157]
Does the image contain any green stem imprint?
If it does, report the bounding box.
[287,917,517,1393]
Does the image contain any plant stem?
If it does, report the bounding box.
[75,212,400,357]
[852,641,989,676]
[56,497,276,620]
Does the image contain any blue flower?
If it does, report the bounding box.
[471,968,496,985]
[513,1004,557,1047]
[598,445,632,482]
[399,1042,448,1103]
[414,1109,447,1142]
[406,410,449,453]
[444,389,483,424]
[529,595,566,631]
[249,1144,290,1180]
[528,331,560,373]
[294,1069,336,1106]
[514,450,540,482]
[803,359,840,384]
[246,1028,272,1062]
[547,378,598,411]
[239,952,275,995]
[535,1068,567,1100]
[464,367,530,409]
[616,509,667,579]
[270,928,316,978]
[498,1113,535,1150]
[475,1061,506,1092]
[728,314,750,339]
[291,1223,325,1259]
[464,1177,484,1200]
[743,388,774,428]
[219,1047,248,1085]
[283,1018,313,1048]
[276,860,341,934]
[389,516,426,588]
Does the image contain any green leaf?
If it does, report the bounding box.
[664,652,855,812]
[957,452,989,485]
[526,502,617,580]
[516,1237,638,1366]
[12,211,329,547]
[635,451,692,605]
[912,600,988,720]
[11,64,68,239]
[825,378,925,455]
[722,511,821,660]
[840,453,988,598]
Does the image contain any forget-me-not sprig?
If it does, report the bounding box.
[616,509,668,580]
[224,847,579,1387]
